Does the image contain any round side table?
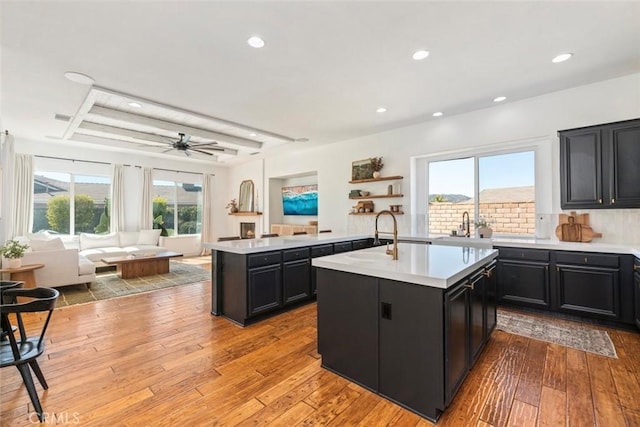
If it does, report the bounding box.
[0,264,45,289]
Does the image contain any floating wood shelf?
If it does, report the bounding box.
[349,175,403,184]
[349,211,404,215]
[349,194,404,199]
[228,212,263,216]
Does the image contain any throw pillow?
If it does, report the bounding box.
[118,231,139,247]
[79,233,120,250]
[29,237,66,252]
[27,231,53,241]
[137,229,161,245]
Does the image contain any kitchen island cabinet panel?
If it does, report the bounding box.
[379,278,444,416]
[556,265,619,319]
[248,264,282,316]
[497,260,550,308]
[317,269,379,391]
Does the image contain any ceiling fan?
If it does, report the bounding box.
[162,133,224,156]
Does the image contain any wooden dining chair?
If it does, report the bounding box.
[1,287,59,422]
[217,236,241,242]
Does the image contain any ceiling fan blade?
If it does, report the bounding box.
[184,150,191,157]
[191,148,215,156]
[193,146,224,152]
[182,134,191,144]
[188,141,218,147]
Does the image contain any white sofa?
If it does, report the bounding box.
[17,236,96,288]
[78,230,168,263]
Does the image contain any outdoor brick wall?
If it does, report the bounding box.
[429,201,536,235]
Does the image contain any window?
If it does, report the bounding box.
[32,172,111,235]
[152,179,202,236]
[427,150,535,236]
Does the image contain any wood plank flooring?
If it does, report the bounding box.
[2,265,640,426]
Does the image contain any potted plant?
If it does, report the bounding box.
[226,199,239,213]
[370,157,384,179]
[475,217,493,238]
[1,239,30,269]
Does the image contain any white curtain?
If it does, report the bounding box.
[1,133,16,241]
[110,164,125,232]
[200,173,216,255]
[11,153,34,238]
[139,167,153,230]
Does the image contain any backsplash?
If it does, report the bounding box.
[560,209,640,246]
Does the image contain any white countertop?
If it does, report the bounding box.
[203,233,371,254]
[204,232,639,258]
[312,243,498,289]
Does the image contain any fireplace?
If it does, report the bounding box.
[240,222,256,239]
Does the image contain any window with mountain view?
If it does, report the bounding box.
[427,150,535,236]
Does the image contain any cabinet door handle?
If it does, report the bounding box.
[634,265,639,271]
[584,257,588,264]
[611,198,615,204]
[545,265,548,272]
[381,302,392,320]
[598,199,603,204]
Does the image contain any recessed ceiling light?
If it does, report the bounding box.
[552,53,573,63]
[64,71,95,85]
[376,107,387,113]
[412,50,430,60]
[128,102,142,108]
[247,36,265,48]
[433,112,443,117]
[249,132,257,137]
[493,96,507,102]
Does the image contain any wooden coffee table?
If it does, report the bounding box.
[100,252,183,279]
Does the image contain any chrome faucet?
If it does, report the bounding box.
[462,211,470,237]
[374,210,398,260]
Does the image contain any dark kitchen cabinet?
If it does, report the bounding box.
[444,280,469,404]
[496,248,550,308]
[555,251,620,319]
[317,260,496,422]
[559,118,640,209]
[310,244,333,295]
[282,248,311,305]
[634,258,640,329]
[485,261,498,337]
[248,263,282,316]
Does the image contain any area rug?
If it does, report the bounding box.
[496,310,617,358]
[56,261,211,307]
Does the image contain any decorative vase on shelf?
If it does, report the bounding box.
[373,171,381,179]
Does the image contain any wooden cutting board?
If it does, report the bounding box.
[555,212,603,242]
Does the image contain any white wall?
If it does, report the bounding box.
[225,73,640,245]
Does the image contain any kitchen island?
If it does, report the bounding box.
[313,243,498,422]
[204,234,378,325]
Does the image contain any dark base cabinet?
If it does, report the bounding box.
[213,239,375,325]
[317,260,496,422]
[497,248,550,308]
[496,247,635,328]
[634,258,640,329]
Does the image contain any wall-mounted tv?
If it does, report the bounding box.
[282,184,318,216]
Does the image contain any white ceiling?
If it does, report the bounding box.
[2,1,640,164]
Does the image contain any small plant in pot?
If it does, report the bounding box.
[475,217,493,238]
[226,199,239,213]
[370,157,384,179]
[1,239,30,269]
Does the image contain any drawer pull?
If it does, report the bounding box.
[611,198,615,204]
[635,265,640,271]
[584,257,588,263]
[464,281,475,291]
[598,199,603,204]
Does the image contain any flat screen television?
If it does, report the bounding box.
[282,184,318,215]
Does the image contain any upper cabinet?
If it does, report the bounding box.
[559,118,640,209]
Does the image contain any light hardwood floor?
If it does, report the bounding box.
[2,266,640,426]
